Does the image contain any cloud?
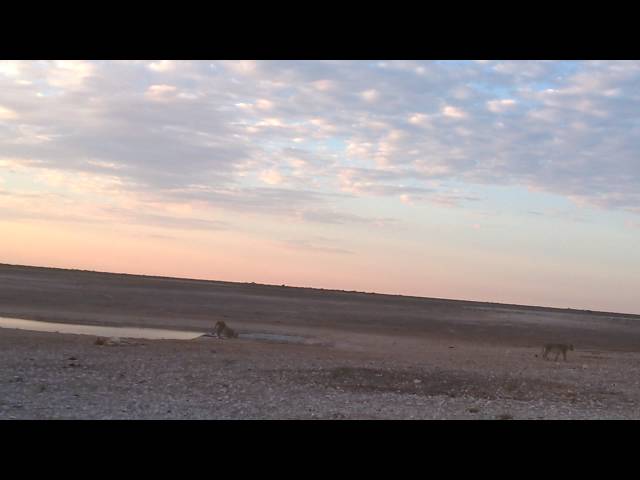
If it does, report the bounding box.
[46,60,95,89]
[108,208,229,231]
[487,98,517,113]
[172,184,329,218]
[255,99,274,110]
[299,209,396,226]
[0,105,17,120]
[441,105,467,118]
[625,220,640,229]
[259,169,283,185]
[222,60,258,75]
[2,59,640,230]
[145,84,178,100]
[408,113,430,126]
[311,79,335,91]
[0,61,21,77]
[0,193,229,232]
[360,89,380,102]
[148,60,176,73]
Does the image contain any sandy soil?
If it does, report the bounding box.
[1,263,640,420]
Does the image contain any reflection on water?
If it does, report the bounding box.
[0,317,202,340]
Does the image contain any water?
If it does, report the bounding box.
[0,316,202,340]
[0,316,314,344]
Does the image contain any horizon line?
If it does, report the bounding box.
[2,261,639,318]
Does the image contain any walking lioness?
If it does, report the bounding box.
[542,343,574,361]
[213,321,238,339]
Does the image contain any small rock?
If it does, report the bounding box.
[496,413,513,420]
[413,379,422,384]
[468,407,480,413]
[95,337,139,346]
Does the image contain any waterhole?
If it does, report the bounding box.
[0,317,313,344]
[0,316,202,340]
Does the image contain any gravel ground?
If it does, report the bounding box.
[2,327,639,420]
[2,264,639,420]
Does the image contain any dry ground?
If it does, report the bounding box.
[1,263,640,419]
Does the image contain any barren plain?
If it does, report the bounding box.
[1,263,639,419]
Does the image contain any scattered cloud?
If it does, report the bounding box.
[145,84,178,100]
[46,60,95,89]
[255,99,274,110]
[360,89,380,102]
[148,60,177,73]
[442,105,467,119]
[311,79,335,91]
[408,113,430,126]
[0,61,21,77]
[222,60,258,75]
[259,169,283,185]
[1,59,640,228]
[0,105,17,120]
[487,98,517,113]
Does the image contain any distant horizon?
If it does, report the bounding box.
[3,261,638,318]
[2,61,639,315]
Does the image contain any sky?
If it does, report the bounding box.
[0,60,639,314]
